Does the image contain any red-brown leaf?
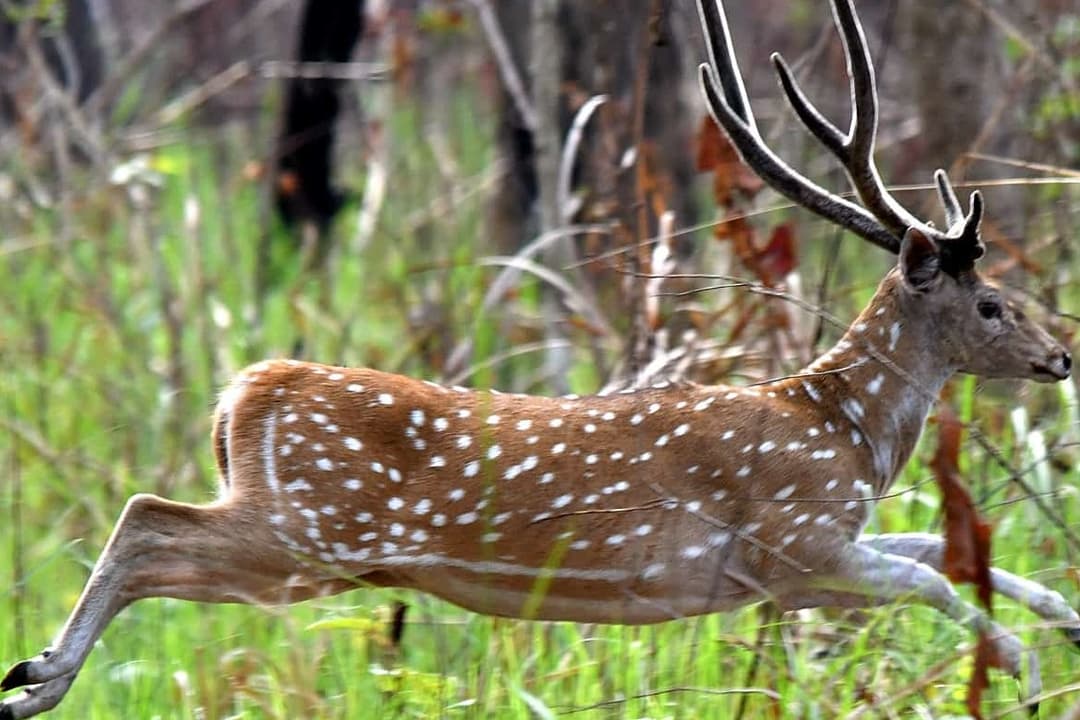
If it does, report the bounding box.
[755,222,798,284]
[930,410,994,611]
[696,116,764,206]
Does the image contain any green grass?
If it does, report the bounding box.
[2,91,1080,719]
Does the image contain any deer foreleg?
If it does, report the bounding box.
[799,542,1041,701]
[860,532,1080,646]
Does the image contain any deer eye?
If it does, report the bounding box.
[977,299,1002,319]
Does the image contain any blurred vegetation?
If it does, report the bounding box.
[2,1,1080,718]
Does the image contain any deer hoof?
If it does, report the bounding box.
[1064,625,1080,652]
[0,660,30,695]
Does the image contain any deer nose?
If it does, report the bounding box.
[1062,350,1072,376]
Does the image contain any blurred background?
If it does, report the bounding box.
[1,0,1079,717]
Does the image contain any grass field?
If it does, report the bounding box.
[3,71,1080,719]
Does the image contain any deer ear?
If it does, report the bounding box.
[900,228,941,291]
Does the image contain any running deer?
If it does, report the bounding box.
[2,0,1076,717]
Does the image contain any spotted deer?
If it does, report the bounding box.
[2,1,1076,717]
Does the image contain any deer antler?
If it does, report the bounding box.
[697,0,985,264]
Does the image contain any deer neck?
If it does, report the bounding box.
[779,270,954,493]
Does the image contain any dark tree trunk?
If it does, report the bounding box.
[274,0,365,235]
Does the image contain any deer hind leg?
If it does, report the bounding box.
[861,532,1080,646]
[1,492,352,719]
[783,541,1041,701]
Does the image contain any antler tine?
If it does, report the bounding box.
[697,0,900,254]
[934,168,965,228]
[696,0,755,129]
[770,0,925,243]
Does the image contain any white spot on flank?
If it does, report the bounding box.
[311,412,328,425]
[463,460,479,478]
[285,478,312,493]
[316,457,334,471]
[343,478,362,491]
[431,514,447,527]
[851,430,862,446]
[388,497,405,511]
[794,513,810,526]
[486,414,501,425]
[712,489,727,501]
[674,423,690,437]
[549,418,564,428]
[802,381,822,403]
[433,417,449,431]
[410,529,429,543]
[721,430,735,440]
[825,479,838,491]
[694,397,715,411]
[410,409,425,426]
[889,322,901,352]
[655,434,670,447]
[605,534,626,546]
[282,412,298,424]
[842,398,866,420]
[584,454,599,465]
[390,523,405,537]
[811,449,837,460]
[487,445,502,460]
[413,498,432,515]
[682,545,706,559]
[602,411,615,421]
[355,511,373,523]
[378,393,394,406]
[278,445,293,457]
[807,427,820,437]
[552,442,566,454]
[635,524,653,536]
[867,373,885,395]
[648,402,661,414]
[736,465,751,478]
[641,563,665,581]
[630,413,644,426]
[685,500,702,513]
[449,488,466,501]
[758,440,776,453]
[539,472,555,484]
[344,437,362,451]
[570,539,590,550]
[522,455,539,471]
[371,461,385,474]
[552,494,573,509]
[774,484,796,500]
[584,423,597,433]
[456,435,472,450]
[430,455,447,468]
[346,383,363,393]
